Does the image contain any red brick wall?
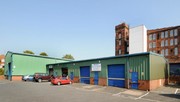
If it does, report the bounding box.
[12,76,22,81]
[149,79,166,90]
[0,75,5,80]
[99,78,107,86]
[138,80,150,91]
[90,77,94,85]
[73,76,80,83]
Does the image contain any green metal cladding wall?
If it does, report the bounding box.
[11,54,69,75]
[52,54,152,80]
[4,53,12,75]
[128,55,150,80]
[150,54,167,80]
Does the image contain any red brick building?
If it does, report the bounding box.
[115,23,180,83]
[0,55,5,68]
[115,23,129,55]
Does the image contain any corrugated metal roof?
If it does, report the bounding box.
[6,51,72,61]
[47,52,166,66]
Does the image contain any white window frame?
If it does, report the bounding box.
[174,29,178,36]
[165,49,168,56]
[161,40,164,47]
[119,49,121,54]
[170,39,174,46]
[153,42,156,48]
[161,32,164,38]
[119,33,121,39]
[170,30,174,37]
[165,31,168,38]
[119,40,121,45]
[149,43,152,48]
[149,35,152,41]
[175,47,178,55]
[161,49,165,56]
[174,38,178,45]
[153,34,156,40]
[165,40,168,46]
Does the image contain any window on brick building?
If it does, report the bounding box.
[149,43,152,48]
[175,47,178,55]
[165,31,168,37]
[153,42,156,48]
[165,40,168,46]
[165,31,168,38]
[161,40,164,47]
[170,39,174,46]
[127,47,129,52]
[165,49,168,56]
[119,33,121,39]
[119,40,121,45]
[119,49,121,54]
[174,29,178,36]
[161,49,165,56]
[175,38,178,45]
[153,34,156,40]
[170,30,174,37]
[149,35,152,41]
[161,32,164,38]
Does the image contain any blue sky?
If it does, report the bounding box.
[0,0,180,60]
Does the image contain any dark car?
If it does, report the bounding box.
[33,73,52,82]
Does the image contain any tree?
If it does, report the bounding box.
[0,68,4,75]
[39,52,48,56]
[62,54,74,60]
[23,50,34,54]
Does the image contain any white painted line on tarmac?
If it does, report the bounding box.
[175,89,179,94]
[140,98,162,102]
[112,92,122,96]
[135,92,149,100]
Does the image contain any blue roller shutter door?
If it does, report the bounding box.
[80,66,90,84]
[108,65,125,88]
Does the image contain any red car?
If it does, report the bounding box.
[51,77,72,85]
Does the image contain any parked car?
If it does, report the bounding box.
[51,76,72,85]
[33,73,52,82]
[22,75,34,81]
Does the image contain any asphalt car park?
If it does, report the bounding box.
[0,80,179,102]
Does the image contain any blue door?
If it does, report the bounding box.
[131,72,138,89]
[70,72,74,80]
[94,72,99,85]
[108,65,125,88]
[80,66,90,84]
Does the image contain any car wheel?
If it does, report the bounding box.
[38,79,42,83]
[57,82,61,86]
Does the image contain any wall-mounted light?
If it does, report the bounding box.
[99,60,101,63]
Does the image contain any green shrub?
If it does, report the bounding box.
[0,68,4,75]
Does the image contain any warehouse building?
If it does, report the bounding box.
[5,51,70,81]
[47,52,169,91]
